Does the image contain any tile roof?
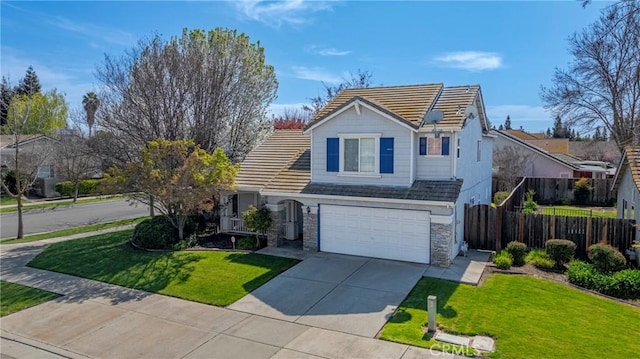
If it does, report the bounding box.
[525,138,569,154]
[300,180,463,203]
[504,130,544,140]
[234,130,310,191]
[613,146,640,192]
[306,84,487,131]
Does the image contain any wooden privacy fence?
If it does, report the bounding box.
[464,204,636,256]
[523,177,615,206]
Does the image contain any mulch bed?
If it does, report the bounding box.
[481,262,640,308]
[198,233,235,250]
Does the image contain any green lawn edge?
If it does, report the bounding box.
[0,281,60,317]
[27,230,299,306]
[1,217,147,244]
[0,195,127,214]
[380,275,640,359]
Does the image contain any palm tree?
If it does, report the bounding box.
[82,92,99,137]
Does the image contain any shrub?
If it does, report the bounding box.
[493,251,513,269]
[131,215,177,250]
[573,177,592,204]
[55,179,103,197]
[567,261,640,299]
[587,243,626,274]
[545,239,576,267]
[184,213,207,237]
[236,236,255,250]
[506,241,527,266]
[525,249,555,270]
[521,189,538,214]
[172,234,199,251]
[493,191,510,206]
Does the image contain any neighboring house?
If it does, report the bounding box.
[0,134,59,197]
[220,83,494,267]
[612,146,640,238]
[504,129,546,140]
[569,140,622,168]
[492,130,609,179]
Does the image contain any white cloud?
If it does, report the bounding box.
[234,0,333,27]
[487,105,553,132]
[433,51,502,72]
[307,45,352,56]
[49,16,136,47]
[292,66,342,84]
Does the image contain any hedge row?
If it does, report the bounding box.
[55,179,103,197]
[567,261,640,299]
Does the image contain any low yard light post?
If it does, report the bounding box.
[427,295,437,332]
[231,236,236,250]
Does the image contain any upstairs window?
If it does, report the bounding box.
[419,136,450,156]
[344,137,375,173]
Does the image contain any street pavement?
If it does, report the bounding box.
[0,234,464,359]
[0,199,149,239]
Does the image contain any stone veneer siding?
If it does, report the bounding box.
[266,210,281,247]
[303,212,318,251]
[430,222,453,267]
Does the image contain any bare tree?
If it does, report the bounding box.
[493,146,532,191]
[541,1,640,151]
[96,28,278,163]
[82,92,99,138]
[273,106,311,129]
[1,94,62,238]
[304,69,374,116]
[56,128,98,203]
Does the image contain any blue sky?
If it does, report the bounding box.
[1,1,611,132]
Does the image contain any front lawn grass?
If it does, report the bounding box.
[381,274,640,359]
[28,230,298,306]
[1,281,60,317]
[539,205,617,218]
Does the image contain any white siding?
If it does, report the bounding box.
[493,135,576,178]
[415,131,455,180]
[452,114,494,259]
[616,169,640,238]
[310,106,413,186]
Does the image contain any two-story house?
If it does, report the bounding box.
[220,83,493,267]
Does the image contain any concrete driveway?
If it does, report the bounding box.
[228,254,427,337]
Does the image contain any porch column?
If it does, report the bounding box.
[303,207,318,251]
[267,207,280,247]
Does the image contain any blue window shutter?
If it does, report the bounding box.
[380,137,394,174]
[326,138,339,172]
[419,137,427,156]
[441,136,450,156]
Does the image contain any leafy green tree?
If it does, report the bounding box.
[504,115,512,130]
[242,205,272,247]
[105,139,238,240]
[82,92,100,137]
[15,66,41,96]
[1,91,67,136]
[1,93,65,238]
[0,77,14,126]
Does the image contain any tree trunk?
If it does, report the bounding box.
[73,182,79,203]
[16,195,23,239]
[149,194,155,217]
[178,221,184,241]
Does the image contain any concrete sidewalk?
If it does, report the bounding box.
[1,232,463,359]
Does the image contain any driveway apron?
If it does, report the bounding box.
[228,253,427,337]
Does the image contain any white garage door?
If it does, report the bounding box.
[319,204,430,264]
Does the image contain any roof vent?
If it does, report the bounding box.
[465,86,470,93]
[456,105,461,114]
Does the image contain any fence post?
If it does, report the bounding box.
[586,216,593,244]
[496,206,503,250]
